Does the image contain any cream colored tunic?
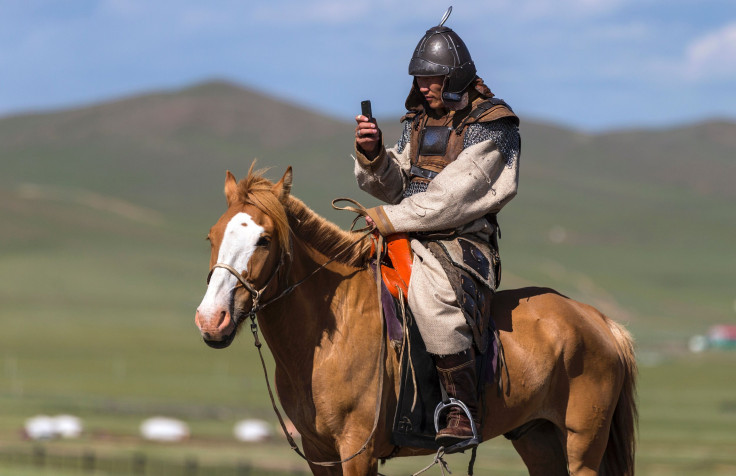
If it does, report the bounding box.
[354,119,519,355]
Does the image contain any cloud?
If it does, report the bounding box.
[683,22,736,81]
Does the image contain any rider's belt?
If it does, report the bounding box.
[410,165,439,180]
[418,126,452,156]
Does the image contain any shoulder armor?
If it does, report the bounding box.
[401,109,422,124]
[472,99,519,126]
[453,98,518,134]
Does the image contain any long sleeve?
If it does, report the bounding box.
[353,121,413,205]
[367,138,519,235]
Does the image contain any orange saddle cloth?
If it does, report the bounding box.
[372,232,413,299]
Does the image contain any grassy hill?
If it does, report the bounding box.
[1,80,735,474]
[2,79,732,343]
[0,81,361,219]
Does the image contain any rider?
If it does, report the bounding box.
[353,9,520,449]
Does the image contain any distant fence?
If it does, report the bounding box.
[0,445,309,476]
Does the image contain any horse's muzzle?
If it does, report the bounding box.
[202,333,236,349]
[195,307,237,349]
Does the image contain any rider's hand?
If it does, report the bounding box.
[355,115,380,158]
[365,215,375,229]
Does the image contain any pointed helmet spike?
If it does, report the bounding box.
[438,6,452,27]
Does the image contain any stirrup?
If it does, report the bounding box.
[433,398,480,453]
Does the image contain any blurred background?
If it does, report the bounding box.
[1,1,735,475]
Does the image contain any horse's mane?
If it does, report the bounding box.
[285,195,372,267]
[235,168,372,268]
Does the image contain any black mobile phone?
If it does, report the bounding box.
[361,100,372,120]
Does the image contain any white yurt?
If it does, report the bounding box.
[140,417,190,442]
[233,419,272,442]
[24,415,84,440]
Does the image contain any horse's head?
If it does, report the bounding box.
[195,167,292,349]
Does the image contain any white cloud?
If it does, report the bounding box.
[683,22,736,81]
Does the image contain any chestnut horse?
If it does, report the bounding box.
[195,167,637,476]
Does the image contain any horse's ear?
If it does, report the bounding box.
[272,166,293,204]
[224,170,238,206]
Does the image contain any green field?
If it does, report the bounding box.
[1,82,735,474]
[1,185,734,475]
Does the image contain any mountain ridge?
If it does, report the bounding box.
[1,79,734,344]
[2,79,734,208]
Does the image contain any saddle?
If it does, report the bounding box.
[371,231,414,299]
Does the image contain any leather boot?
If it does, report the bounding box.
[434,349,480,448]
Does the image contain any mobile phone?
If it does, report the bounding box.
[361,100,372,120]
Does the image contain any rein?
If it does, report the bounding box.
[209,227,372,321]
[208,224,389,468]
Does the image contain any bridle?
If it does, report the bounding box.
[206,251,285,322]
[207,222,376,321]
[203,227,390,468]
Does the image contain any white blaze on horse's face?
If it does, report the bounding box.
[198,212,264,323]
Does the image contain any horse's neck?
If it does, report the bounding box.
[257,237,374,384]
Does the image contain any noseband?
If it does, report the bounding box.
[206,252,285,320]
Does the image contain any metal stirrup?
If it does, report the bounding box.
[433,398,480,452]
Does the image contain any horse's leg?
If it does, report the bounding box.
[336,436,378,476]
[563,422,614,476]
[510,420,568,476]
[302,439,344,476]
[341,453,378,476]
[563,383,617,475]
[306,463,343,476]
[298,441,375,476]
[301,435,377,476]
[564,426,611,476]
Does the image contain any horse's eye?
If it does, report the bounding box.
[256,236,271,247]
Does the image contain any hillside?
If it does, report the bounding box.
[0,81,359,218]
[2,81,733,215]
[1,80,735,349]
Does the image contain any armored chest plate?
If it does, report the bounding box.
[418,126,453,156]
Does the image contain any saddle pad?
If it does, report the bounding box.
[371,261,404,342]
[391,305,500,450]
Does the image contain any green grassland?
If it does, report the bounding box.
[1,81,735,474]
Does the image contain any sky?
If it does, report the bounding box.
[1,0,736,131]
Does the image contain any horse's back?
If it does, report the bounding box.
[493,286,622,357]
[487,287,627,426]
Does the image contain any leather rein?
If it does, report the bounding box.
[206,227,389,468]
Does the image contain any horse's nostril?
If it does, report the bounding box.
[218,310,228,328]
[203,332,212,340]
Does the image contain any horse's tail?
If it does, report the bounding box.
[601,318,638,476]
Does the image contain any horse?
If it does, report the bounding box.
[194,166,637,476]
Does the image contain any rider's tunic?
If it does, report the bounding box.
[354,89,520,355]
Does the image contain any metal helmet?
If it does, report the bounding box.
[408,7,476,102]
